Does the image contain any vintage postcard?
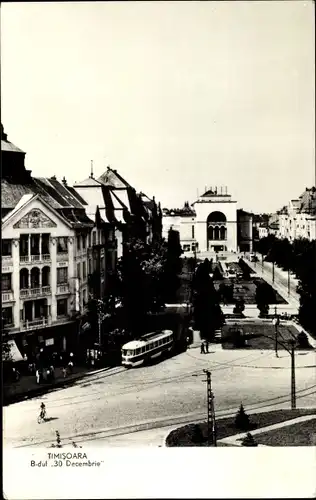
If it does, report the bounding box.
[2,1,315,498]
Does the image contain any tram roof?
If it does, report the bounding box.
[122,330,173,349]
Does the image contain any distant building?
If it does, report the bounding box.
[162,186,253,254]
[276,187,316,241]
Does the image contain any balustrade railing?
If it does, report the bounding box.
[57,252,69,261]
[20,286,51,298]
[23,317,51,330]
[20,254,51,264]
[56,284,70,294]
[2,291,14,302]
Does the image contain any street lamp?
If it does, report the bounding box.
[272,314,280,358]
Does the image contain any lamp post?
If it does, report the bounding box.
[290,340,296,409]
[272,315,280,358]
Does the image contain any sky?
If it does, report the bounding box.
[1,1,315,213]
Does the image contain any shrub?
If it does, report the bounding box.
[235,404,251,431]
[297,331,309,348]
[233,299,245,314]
[241,432,258,447]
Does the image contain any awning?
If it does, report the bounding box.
[3,340,24,362]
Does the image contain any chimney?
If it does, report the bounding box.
[62,176,67,186]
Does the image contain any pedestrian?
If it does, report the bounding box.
[62,367,67,378]
[68,360,73,373]
[50,365,55,379]
[205,340,209,354]
[36,369,40,384]
[200,342,205,354]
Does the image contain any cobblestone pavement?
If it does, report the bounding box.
[4,345,316,448]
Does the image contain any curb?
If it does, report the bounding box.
[3,365,124,406]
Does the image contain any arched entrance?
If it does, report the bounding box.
[207,211,227,251]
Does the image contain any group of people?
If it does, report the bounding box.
[26,350,75,384]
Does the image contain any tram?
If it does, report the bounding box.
[121,330,174,368]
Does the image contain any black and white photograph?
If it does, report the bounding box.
[2,1,315,498]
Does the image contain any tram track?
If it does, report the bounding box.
[14,384,316,448]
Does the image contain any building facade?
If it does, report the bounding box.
[276,188,316,242]
[162,186,253,254]
[1,125,93,358]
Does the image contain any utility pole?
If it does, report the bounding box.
[272,260,275,283]
[272,314,279,358]
[290,340,296,409]
[203,369,217,446]
[97,299,102,347]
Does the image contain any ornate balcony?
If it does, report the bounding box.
[20,254,51,264]
[2,255,13,266]
[20,286,51,299]
[56,284,70,295]
[57,252,69,262]
[22,317,51,331]
[2,291,14,302]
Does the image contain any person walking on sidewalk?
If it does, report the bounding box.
[200,342,205,354]
[205,340,209,353]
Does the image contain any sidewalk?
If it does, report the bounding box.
[3,364,123,405]
[187,342,316,369]
[244,256,300,309]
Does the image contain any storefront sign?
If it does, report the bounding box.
[45,338,54,346]
[57,261,68,267]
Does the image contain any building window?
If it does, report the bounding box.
[192,225,195,239]
[82,261,86,279]
[57,267,68,285]
[77,263,81,280]
[57,299,68,317]
[88,232,91,247]
[92,231,96,246]
[77,235,81,251]
[2,307,13,326]
[88,259,92,274]
[83,289,87,306]
[82,235,86,250]
[57,237,68,253]
[1,273,12,291]
[2,239,12,256]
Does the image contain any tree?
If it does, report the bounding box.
[163,229,183,302]
[235,403,251,431]
[233,299,245,315]
[193,264,224,341]
[255,282,271,317]
[212,266,224,281]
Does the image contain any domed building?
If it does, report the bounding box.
[163,186,253,255]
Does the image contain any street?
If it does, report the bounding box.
[4,346,316,448]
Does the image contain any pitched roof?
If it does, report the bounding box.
[73,176,102,188]
[1,177,93,228]
[1,139,25,153]
[98,167,131,188]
